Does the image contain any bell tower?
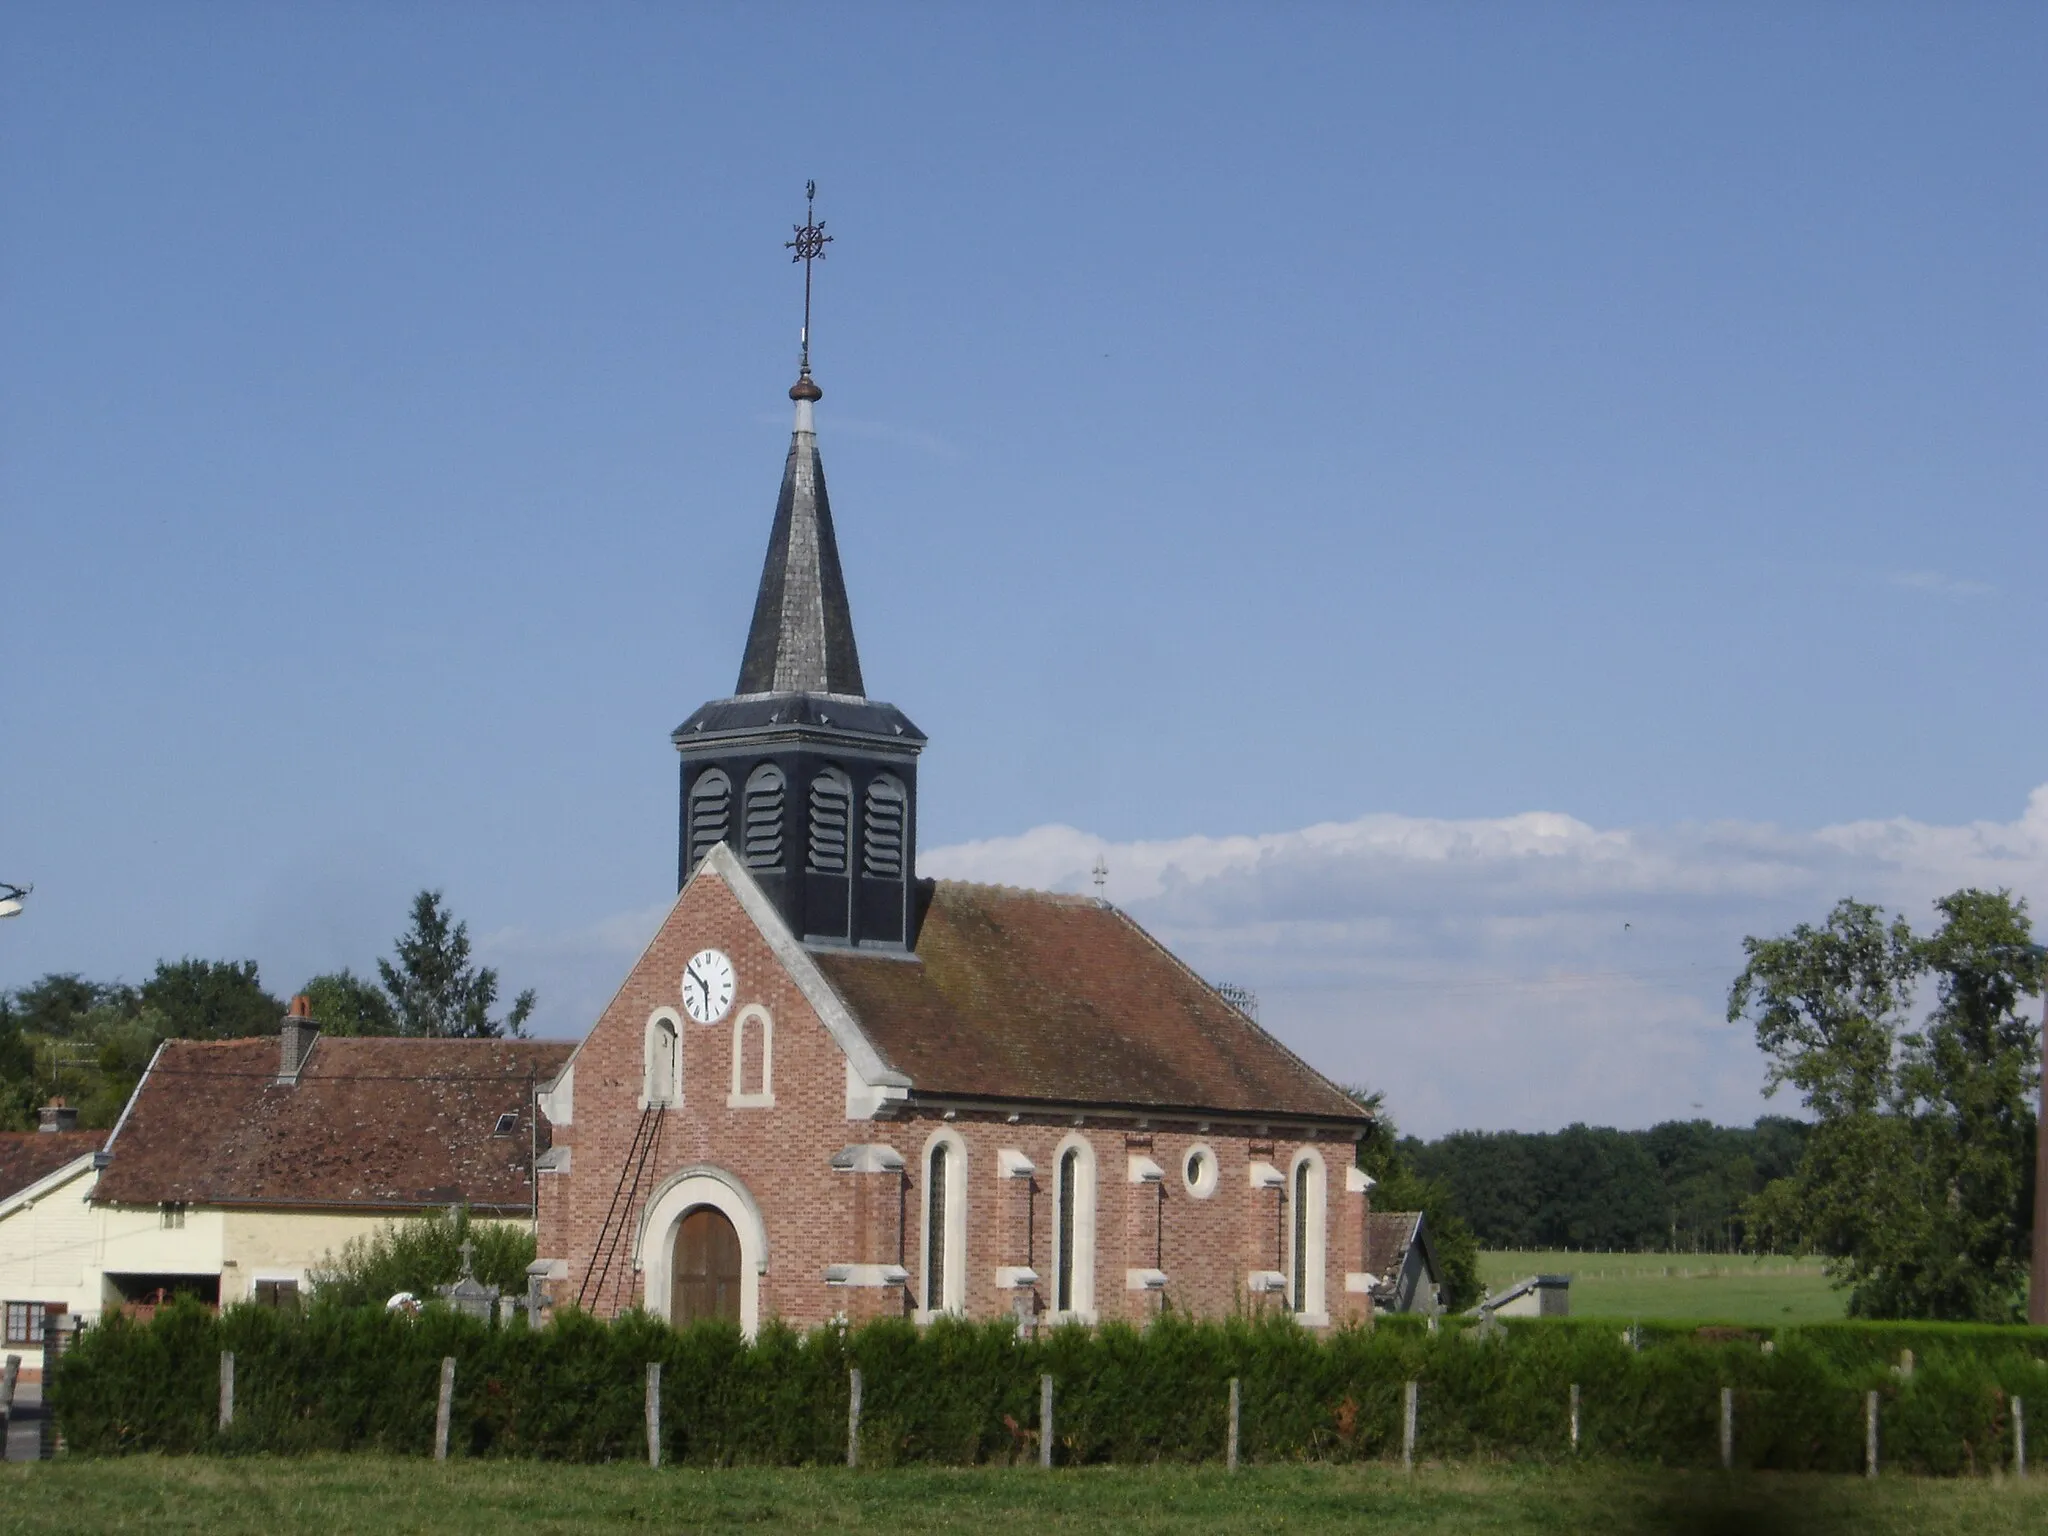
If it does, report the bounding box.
[672,186,926,950]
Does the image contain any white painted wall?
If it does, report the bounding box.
[0,1158,101,1321]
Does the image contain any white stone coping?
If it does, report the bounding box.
[997,1148,1035,1180]
[825,1263,909,1288]
[1127,1154,1165,1185]
[1247,1269,1287,1294]
[995,1265,1040,1290]
[1248,1161,1286,1190]
[829,1143,906,1174]
[1125,1268,1168,1291]
[1346,1166,1377,1194]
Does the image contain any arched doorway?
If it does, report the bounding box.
[671,1205,743,1324]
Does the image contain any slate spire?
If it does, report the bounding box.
[734,383,865,697]
[736,181,863,697]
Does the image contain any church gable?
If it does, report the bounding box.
[551,843,905,1136]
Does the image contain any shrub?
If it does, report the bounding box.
[49,1305,2048,1473]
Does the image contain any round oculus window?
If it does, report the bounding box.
[1182,1144,1219,1199]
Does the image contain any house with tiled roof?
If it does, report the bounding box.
[1,1104,107,1365]
[535,239,1378,1333]
[50,1014,571,1317]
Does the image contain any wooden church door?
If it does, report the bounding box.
[671,1206,743,1324]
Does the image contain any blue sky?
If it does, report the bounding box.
[4,7,2043,1133]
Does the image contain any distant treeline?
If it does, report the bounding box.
[1403,1118,1811,1254]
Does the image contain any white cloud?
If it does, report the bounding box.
[923,788,2048,1136]
[1885,569,1994,597]
[491,788,2048,1140]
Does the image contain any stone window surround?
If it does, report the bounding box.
[916,1127,968,1319]
[1288,1147,1329,1325]
[641,1007,684,1109]
[728,1003,775,1108]
[1050,1131,1098,1324]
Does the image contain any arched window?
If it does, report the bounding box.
[687,770,731,871]
[644,1009,681,1107]
[743,763,785,868]
[862,774,905,879]
[921,1131,967,1316]
[808,767,852,874]
[1051,1133,1096,1319]
[728,1004,773,1108]
[1288,1150,1327,1318]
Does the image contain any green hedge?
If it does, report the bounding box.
[50,1303,2048,1474]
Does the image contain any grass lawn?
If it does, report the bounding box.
[3,1456,2046,1535]
[1481,1251,1848,1325]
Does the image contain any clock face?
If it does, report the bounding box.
[681,949,737,1025]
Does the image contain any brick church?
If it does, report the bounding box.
[533,238,1375,1332]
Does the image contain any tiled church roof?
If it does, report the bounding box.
[814,882,1369,1125]
[0,1131,105,1204]
[93,1036,571,1213]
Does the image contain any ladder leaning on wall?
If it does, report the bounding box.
[577,1104,667,1314]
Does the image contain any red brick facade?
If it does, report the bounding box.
[537,854,1374,1333]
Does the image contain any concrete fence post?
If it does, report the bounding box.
[39,1314,73,1460]
[434,1357,456,1463]
[1719,1387,1733,1470]
[1864,1390,1879,1479]
[1227,1377,1240,1472]
[1040,1374,1055,1469]
[219,1351,235,1433]
[645,1362,661,1469]
[846,1367,862,1469]
[2015,1397,2026,1479]
[1569,1383,1580,1451]
[2,1355,19,1444]
[1402,1380,1418,1471]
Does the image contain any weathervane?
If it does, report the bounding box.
[785,179,833,397]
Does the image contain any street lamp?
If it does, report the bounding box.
[0,881,28,920]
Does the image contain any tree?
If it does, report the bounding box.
[9,973,137,1038]
[0,1001,36,1131]
[301,969,399,1037]
[378,890,535,1039]
[1728,889,2043,1321]
[141,958,283,1040]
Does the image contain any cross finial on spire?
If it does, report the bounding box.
[785,180,832,401]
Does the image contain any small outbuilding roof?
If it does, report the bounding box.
[812,881,1369,1126]
[93,1036,572,1214]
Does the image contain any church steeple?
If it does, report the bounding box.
[671,185,926,951]
[734,385,865,696]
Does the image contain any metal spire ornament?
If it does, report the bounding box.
[785,180,832,401]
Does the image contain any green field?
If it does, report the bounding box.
[1480,1251,1848,1325]
[3,1456,2045,1536]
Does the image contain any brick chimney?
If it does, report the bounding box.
[37,1098,78,1133]
[278,994,319,1084]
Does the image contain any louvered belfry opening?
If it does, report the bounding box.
[670,371,926,950]
[685,769,731,876]
[743,764,786,869]
[809,768,852,873]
